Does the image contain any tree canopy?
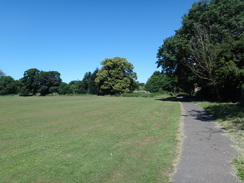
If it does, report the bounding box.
[19,68,62,96]
[157,0,244,101]
[95,57,137,95]
[145,71,164,93]
[0,76,17,95]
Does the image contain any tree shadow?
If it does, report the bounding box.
[156,96,196,102]
[183,109,213,122]
[204,103,244,130]
[157,96,244,129]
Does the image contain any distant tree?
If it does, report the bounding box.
[95,57,137,95]
[88,68,99,94]
[69,68,99,94]
[81,72,92,93]
[37,71,62,95]
[20,68,40,95]
[69,80,83,94]
[19,69,62,96]
[145,71,164,93]
[0,76,17,95]
[59,82,72,95]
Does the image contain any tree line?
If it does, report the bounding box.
[1,0,243,102]
[0,57,139,96]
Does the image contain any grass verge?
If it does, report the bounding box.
[197,102,244,182]
[0,96,181,183]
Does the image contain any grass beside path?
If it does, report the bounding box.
[0,96,181,183]
[197,102,244,182]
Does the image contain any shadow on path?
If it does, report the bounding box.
[170,100,242,183]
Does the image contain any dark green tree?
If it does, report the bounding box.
[0,76,17,95]
[58,83,72,95]
[69,80,83,94]
[157,0,244,101]
[37,71,62,95]
[20,68,40,95]
[69,68,99,94]
[145,71,165,93]
[88,68,99,94]
[95,57,137,95]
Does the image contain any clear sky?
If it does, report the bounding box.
[0,0,198,83]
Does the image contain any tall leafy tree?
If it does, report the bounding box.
[37,71,62,95]
[145,71,165,93]
[157,0,244,101]
[20,69,62,95]
[95,57,137,95]
[20,68,40,95]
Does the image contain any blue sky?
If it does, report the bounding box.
[0,0,198,83]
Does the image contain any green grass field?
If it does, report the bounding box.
[0,96,181,183]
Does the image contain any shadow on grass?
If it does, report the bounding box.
[157,96,244,129]
[203,103,244,130]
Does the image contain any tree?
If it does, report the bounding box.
[58,83,72,95]
[37,71,62,95]
[19,69,62,96]
[69,68,99,94]
[145,71,165,93]
[157,36,196,94]
[157,0,244,101]
[88,68,99,94]
[95,57,137,95]
[20,68,40,95]
[0,76,17,95]
[69,80,83,94]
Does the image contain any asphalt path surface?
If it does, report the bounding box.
[172,101,242,183]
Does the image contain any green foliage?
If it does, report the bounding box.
[20,68,40,95]
[38,86,49,96]
[58,82,72,95]
[157,0,244,102]
[19,68,62,96]
[0,76,17,95]
[69,69,99,94]
[95,57,137,95]
[69,80,83,94]
[145,71,164,92]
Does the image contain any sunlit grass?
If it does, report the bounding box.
[0,96,181,183]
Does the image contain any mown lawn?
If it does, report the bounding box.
[0,96,181,183]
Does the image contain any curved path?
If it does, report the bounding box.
[172,101,242,183]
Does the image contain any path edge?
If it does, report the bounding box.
[169,101,185,183]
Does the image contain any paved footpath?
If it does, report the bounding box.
[172,101,242,183]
